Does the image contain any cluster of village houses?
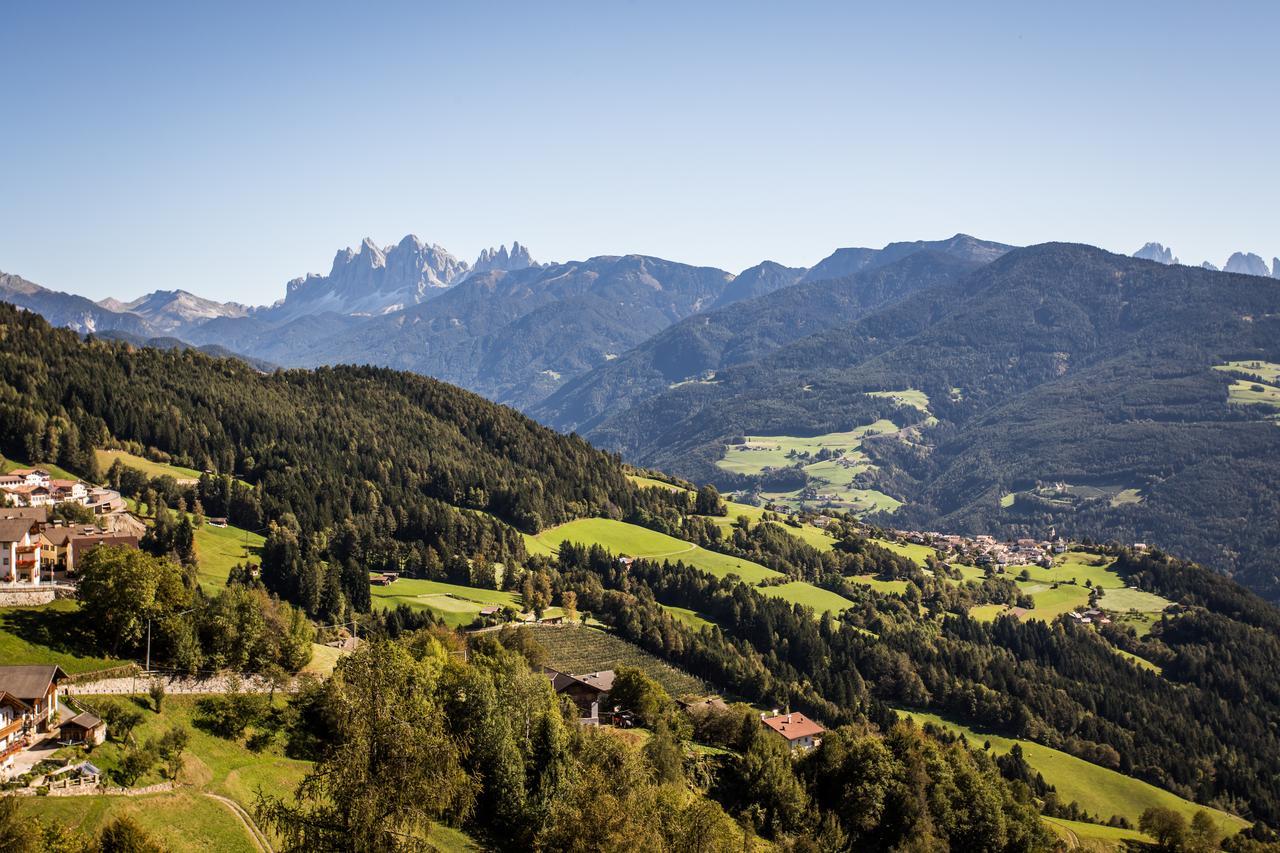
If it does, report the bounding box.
[544,666,825,751]
[894,529,1069,570]
[0,469,140,585]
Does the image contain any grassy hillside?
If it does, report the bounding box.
[759,581,856,613]
[899,709,1248,835]
[94,448,202,481]
[525,517,782,584]
[368,576,524,628]
[0,455,81,482]
[193,520,266,593]
[0,600,128,675]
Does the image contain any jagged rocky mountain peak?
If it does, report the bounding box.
[1133,242,1177,264]
[1224,251,1272,277]
[472,241,536,275]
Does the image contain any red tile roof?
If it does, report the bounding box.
[761,712,824,741]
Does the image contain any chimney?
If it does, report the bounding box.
[787,713,793,724]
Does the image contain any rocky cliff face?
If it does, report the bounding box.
[1133,242,1177,264]
[471,242,537,276]
[1224,252,1272,277]
[277,235,470,318]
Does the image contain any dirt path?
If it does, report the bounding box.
[204,792,272,853]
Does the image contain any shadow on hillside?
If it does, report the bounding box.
[0,604,112,660]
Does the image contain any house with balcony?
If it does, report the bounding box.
[0,665,68,734]
[0,691,33,769]
[0,518,43,583]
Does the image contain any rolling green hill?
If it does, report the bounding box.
[898,709,1247,835]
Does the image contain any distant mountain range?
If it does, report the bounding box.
[1133,242,1280,277]
[1,234,1008,409]
[5,233,1280,600]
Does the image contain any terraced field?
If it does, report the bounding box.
[522,624,707,698]
[898,709,1248,835]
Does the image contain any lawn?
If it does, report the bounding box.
[626,474,690,492]
[1099,586,1173,613]
[302,642,344,676]
[1017,581,1091,621]
[1228,378,1280,409]
[24,791,260,852]
[711,501,839,551]
[897,709,1248,834]
[369,576,523,628]
[845,575,909,595]
[871,537,938,567]
[95,449,202,481]
[193,520,266,593]
[0,600,128,675]
[967,603,1007,622]
[1043,552,1122,588]
[1114,647,1162,675]
[526,517,781,584]
[662,604,716,630]
[1043,816,1147,850]
[1215,360,1280,384]
[522,624,707,698]
[758,581,857,615]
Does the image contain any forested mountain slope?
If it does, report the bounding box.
[0,302,642,618]
[578,244,1280,599]
[6,300,1280,839]
[534,249,982,433]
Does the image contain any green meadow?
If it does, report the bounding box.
[845,575,909,595]
[369,576,524,627]
[0,455,82,483]
[897,709,1248,835]
[193,520,266,593]
[525,517,782,584]
[758,581,857,614]
[871,537,938,567]
[0,600,128,675]
[1214,360,1280,384]
[1043,816,1146,850]
[865,388,931,414]
[661,604,716,630]
[94,448,202,482]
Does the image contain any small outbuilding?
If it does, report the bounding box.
[59,712,107,747]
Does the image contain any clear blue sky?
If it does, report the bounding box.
[2,1,1277,304]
